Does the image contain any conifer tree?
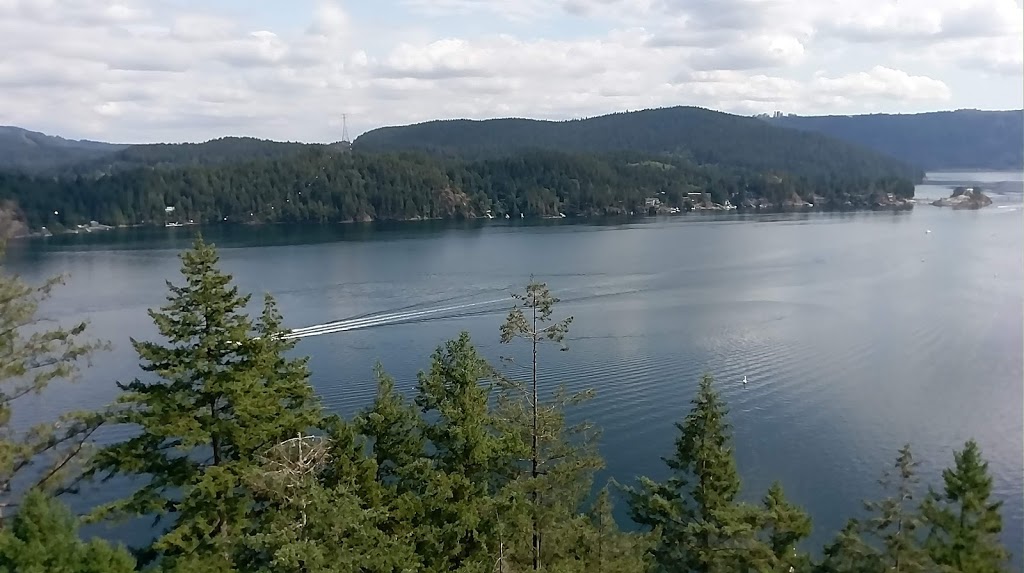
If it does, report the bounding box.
[0,244,107,521]
[357,366,425,488]
[89,237,322,566]
[0,490,135,573]
[498,280,602,571]
[818,520,878,573]
[577,486,651,573]
[862,444,932,573]
[413,332,525,572]
[922,440,1010,572]
[820,445,933,573]
[416,333,520,481]
[759,482,813,572]
[355,366,430,568]
[238,424,418,573]
[626,374,764,572]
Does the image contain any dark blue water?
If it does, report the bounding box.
[5,173,1022,560]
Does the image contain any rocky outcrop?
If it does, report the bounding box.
[931,187,992,210]
[0,201,28,239]
[434,186,475,218]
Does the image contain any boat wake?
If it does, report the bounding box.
[283,298,511,339]
[283,279,653,340]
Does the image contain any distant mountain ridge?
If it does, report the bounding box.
[353,106,921,182]
[766,110,1023,170]
[0,128,319,174]
[71,137,318,175]
[0,126,128,173]
[3,107,1017,174]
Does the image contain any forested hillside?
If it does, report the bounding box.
[67,136,317,175]
[0,148,915,231]
[0,241,1013,573]
[0,127,318,176]
[0,126,127,173]
[768,110,1023,170]
[354,106,922,180]
[0,107,933,232]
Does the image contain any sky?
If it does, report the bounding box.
[0,0,1021,143]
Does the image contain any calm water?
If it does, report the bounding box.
[4,172,1022,559]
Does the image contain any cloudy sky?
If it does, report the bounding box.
[0,0,1021,143]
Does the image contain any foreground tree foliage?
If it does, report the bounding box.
[0,241,107,521]
[626,374,812,572]
[817,440,1012,573]
[410,334,522,572]
[922,440,1010,572]
[760,482,814,572]
[88,237,322,567]
[0,490,135,573]
[0,240,1009,573]
[498,280,597,571]
[860,445,932,572]
[355,335,524,573]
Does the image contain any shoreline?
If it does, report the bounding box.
[10,202,922,241]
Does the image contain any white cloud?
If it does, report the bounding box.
[309,0,350,38]
[402,0,552,21]
[379,38,491,79]
[821,0,1023,41]
[693,35,806,70]
[171,13,236,42]
[812,66,952,102]
[0,0,1017,142]
[923,35,1024,77]
[0,0,150,26]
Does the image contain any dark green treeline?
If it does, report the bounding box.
[0,238,1011,573]
[0,148,915,232]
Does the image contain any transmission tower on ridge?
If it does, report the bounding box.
[341,113,350,144]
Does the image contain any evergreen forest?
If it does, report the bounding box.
[0,107,935,233]
[0,147,916,233]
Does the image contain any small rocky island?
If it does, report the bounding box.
[931,186,993,210]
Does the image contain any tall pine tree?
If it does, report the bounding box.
[498,280,603,571]
[626,374,766,573]
[89,237,322,567]
[575,486,651,573]
[357,366,425,489]
[759,482,812,572]
[922,440,1010,572]
[822,445,933,573]
[355,365,431,569]
[862,445,932,573]
[413,332,525,572]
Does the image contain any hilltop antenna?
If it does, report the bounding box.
[341,113,350,144]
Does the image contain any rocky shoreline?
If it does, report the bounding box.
[931,187,993,210]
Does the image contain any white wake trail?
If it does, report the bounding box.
[287,302,477,335]
[283,298,508,339]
